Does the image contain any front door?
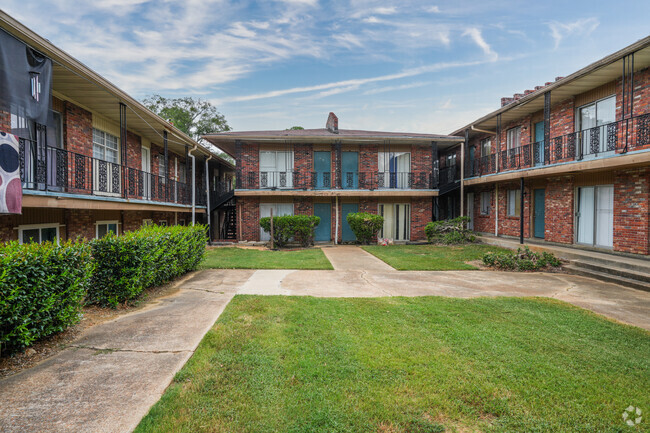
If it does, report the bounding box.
[314,203,331,242]
[577,185,613,248]
[341,152,358,189]
[533,188,545,238]
[534,121,545,166]
[341,203,358,242]
[314,151,331,189]
[141,146,151,199]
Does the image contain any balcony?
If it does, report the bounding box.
[18,140,206,207]
[468,113,650,177]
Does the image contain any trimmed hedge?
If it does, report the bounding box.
[346,212,384,245]
[425,216,476,244]
[87,224,207,307]
[260,215,320,248]
[0,240,93,354]
[483,246,562,271]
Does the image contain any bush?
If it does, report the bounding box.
[482,246,561,271]
[260,215,320,248]
[88,224,207,307]
[0,240,93,354]
[425,216,476,244]
[346,212,384,244]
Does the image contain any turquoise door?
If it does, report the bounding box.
[341,152,358,189]
[534,189,545,238]
[341,203,358,242]
[314,151,331,189]
[314,203,331,242]
[535,121,545,165]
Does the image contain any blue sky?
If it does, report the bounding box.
[3,1,649,134]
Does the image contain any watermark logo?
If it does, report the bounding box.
[622,406,642,427]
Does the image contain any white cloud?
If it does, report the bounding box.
[425,5,440,13]
[548,17,599,49]
[363,81,430,95]
[373,6,397,15]
[463,27,498,61]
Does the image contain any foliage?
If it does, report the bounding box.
[286,126,304,130]
[425,216,476,244]
[259,215,321,248]
[0,240,93,354]
[142,94,233,163]
[346,212,384,244]
[201,247,333,270]
[88,225,207,307]
[482,246,562,271]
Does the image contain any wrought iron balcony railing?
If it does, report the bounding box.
[17,140,204,206]
[468,113,650,177]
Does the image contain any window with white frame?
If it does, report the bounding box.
[143,219,153,226]
[159,220,168,226]
[480,138,491,156]
[480,191,491,215]
[507,189,521,217]
[506,126,521,150]
[259,151,294,188]
[19,224,60,244]
[577,95,616,156]
[96,221,119,238]
[92,129,119,163]
[378,152,411,188]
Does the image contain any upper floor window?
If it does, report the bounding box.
[378,152,411,188]
[480,138,491,156]
[93,128,119,163]
[577,95,616,156]
[445,153,457,167]
[506,126,521,150]
[260,150,293,188]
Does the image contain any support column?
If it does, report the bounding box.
[235,139,242,188]
[163,130,168,201]
[119,103,127,198]
[461,130,468,218]
[495,114,501,172]
[520,177,524,244]
[543,91,551,159]
[335,140,342,189]
[431,141,438,188]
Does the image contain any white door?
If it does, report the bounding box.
[467,193,474,230]
[259,203,293,241]
[379,203,410,241]
[141,146,151,199]
[577,185,613,248]
[577,187,595,245]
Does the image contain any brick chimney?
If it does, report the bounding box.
[326,112,339,133]
[501,97,514,107]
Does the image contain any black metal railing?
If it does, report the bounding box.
[468,113,650,177]
[17,142,198,206]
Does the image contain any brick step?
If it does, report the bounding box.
[565,265,650,292]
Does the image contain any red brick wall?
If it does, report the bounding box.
[294,197,313,215]
[544,176,574,244]
[0,214,17,242]
[126,131,141,169]
[239,143,259,188]
[470,187,495,234]
[64,101,93,158]
[153,211,175,225]
[411,197,431,241]
[614,167,650,254]
[496,182,531,238]
[238,197,260,241]
[549,98,575,140]
[65,209,95,240]
[359,144,378,189]
[294,144,312,189]
[123,210,147,232]
[0,110,10,132]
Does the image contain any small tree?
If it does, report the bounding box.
[346,212,384,245]
[260,215,320,248]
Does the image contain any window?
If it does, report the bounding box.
[96,221,118,238]
[143,219,153,226]
[506,127,521,150]
[259,203,293,241]
[92,129,119,163]
[577,95,616,156]
[19,224,60,244]
[378,152,411,188]
[259,151,294,188]
[159,220,168,226]
[445,153,457,167]
[480,138,491,156]
[480,191,491,215]
[47,110,63,149]
[507,190,521,217]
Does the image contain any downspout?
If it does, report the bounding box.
[470,125,494,134]
[460,132,467,218]
[188,144,198,225]
[519,177,524,244]
[205,155,213,245]
[494,184,499,237]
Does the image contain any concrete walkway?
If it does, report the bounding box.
[1,246,649,433]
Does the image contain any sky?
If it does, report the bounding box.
[3,1,650,134]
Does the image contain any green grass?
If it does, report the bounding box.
[135,296,650,433]
[362,244,512,270]
[201,247,333,270]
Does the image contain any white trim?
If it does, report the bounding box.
[95,220,120,238]
[17,223,61,245]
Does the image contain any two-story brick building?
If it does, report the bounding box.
[455,36,650,257]
[204,113,463,243]
[0,11,235,244]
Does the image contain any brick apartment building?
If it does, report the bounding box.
[204,113,463,243]
[0,11,234,244]
[455,36,650,256]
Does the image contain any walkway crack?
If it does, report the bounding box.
[360,270,395,296]
[68,345,193,355]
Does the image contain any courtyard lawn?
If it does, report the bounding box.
[201,247,333,270]
[135,296,650,433]
[362,243,512,270]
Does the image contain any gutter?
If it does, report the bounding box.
[470,125,495,135]
[205,154,213,244]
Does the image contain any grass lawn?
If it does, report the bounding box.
[362,243,512,270]
[135,296,650,433]
[201,247,333,270]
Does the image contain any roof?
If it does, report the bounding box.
[0,10,233,168]
[204,128,463,157]
[450,35,650,138]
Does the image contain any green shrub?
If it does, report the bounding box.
[260,215,320,248]
[425,216,475,244]
[346,212,384,244]
[0,240,93,354]
[88,224,207,307]
[482,246,561,271]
